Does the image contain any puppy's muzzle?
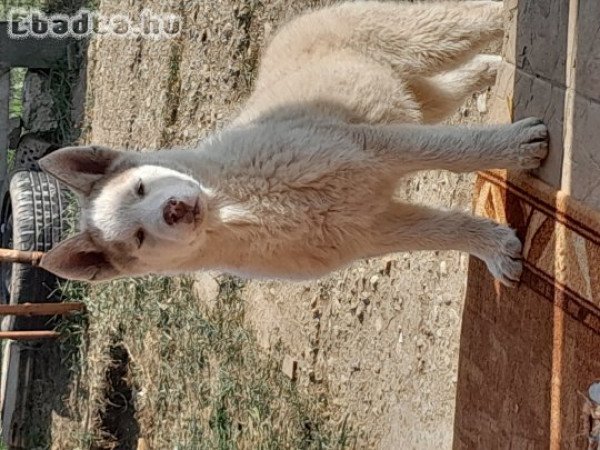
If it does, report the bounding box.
[163,198,196,225]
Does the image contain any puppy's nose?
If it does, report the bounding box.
[163,199,193,225]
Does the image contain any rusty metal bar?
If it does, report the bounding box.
[0,330,59,340]
[0,302,84,316]
[0,250,81,340]
[0,249,44,266]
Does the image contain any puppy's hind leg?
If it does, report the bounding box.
[410,54,502,124]
[336,0,504,76]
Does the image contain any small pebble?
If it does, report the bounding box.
[477,93,488,113]
[282,355,298,381]
[589,381,600,403]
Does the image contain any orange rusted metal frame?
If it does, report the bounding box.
[0,303,85,340]
[0,248,86,340]
[0,330,60,340]
[0,248,43,266]
[0,302,84,316]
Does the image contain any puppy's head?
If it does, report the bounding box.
[38,146,210,281]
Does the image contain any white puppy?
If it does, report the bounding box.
[39,1,548,286]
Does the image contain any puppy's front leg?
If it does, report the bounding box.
[366,203,523,287]
[355,117,549,173]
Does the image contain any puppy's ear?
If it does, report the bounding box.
[40,231,120,282]
[38,146,124,196]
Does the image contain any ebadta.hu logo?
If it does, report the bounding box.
[7,9,181,39]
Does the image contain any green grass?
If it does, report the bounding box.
[8,68,25,120]
[7,69,24,170]
[50,275,348,449]
[0,0,45,20]
[47,62,78,144]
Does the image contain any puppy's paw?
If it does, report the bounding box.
[510,117,549,169]
[482,225,523,287]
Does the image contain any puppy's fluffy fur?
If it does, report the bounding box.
[39,1,548,286]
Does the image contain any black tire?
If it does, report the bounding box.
[0,170,69,332]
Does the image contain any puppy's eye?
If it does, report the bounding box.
[135,229,145,248]
[136,180,145,197]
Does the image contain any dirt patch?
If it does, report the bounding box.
[84,0,324,149]
[95,344,139,450]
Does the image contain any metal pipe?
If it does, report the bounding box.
[0,248,44,266]
[0,302,84,316]
[0,330,59,340]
